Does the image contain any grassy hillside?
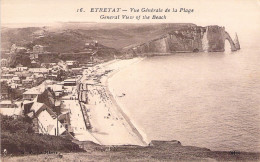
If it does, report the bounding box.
[3,140,260,161]
[1,23,197,66]
[1,27,41,49]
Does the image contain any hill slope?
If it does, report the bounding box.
[1,23,196,52]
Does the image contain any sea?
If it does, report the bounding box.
[109,41,260,152]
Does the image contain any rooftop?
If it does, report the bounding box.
[30,101,45,113]
[0,100,12,105]
[23,85,45,95]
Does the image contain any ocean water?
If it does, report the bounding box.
[109,43,260,152]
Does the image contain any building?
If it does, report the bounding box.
[85,40,98,50]
[58,111,72,132]
[65,61,79,68]
[29,68,49,74]
[1,74,14,80]
[63,79,77,86]
[0,100,21,117]
[24,101,66,136]
[23,85,45,100]
[22,77,34,88]
[12,76,21,84]
[46,74,58,80]
[15,71,31,78]
[71,68,83,75]
[30,45,44,59]
[16,64,28,72]
[48,84,64,97]
[33,45,44,54]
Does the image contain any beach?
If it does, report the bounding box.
[78,57,147,146]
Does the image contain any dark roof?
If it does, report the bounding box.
[37,88,55,108]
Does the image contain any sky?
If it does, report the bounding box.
[1,0,260,38]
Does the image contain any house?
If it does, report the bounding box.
[16,64,28,72]
[36,88,55,110]
[1,74,14,80]
[25,101,66,136]
[58,111,72,132]
[23,85,45,100]
[15,71,31,78]
[46,74,58,80]
[31,60,40,67]
[29,68,49,74]
[32,74,46,85]
[12,76,21,84]
[33,45,44,54]
[48,84,64,97]
[66,61,79,68]
[85,40,98,50]
[22,77,34,88]
[0,100,21,117]
[10,83,20,89]
[30,53,37,60]
[41,63,58,69]
[30,45,45,59]
[71,68,83,75]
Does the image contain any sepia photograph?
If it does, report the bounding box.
[1,0,260,161]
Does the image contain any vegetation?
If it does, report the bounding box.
[3,139,260,161]
[8,53,32,68]
[0,115,84,155]
[2,23,197,51]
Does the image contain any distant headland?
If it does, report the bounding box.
[123,25,240,56]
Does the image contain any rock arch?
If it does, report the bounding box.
[223,31,237,51]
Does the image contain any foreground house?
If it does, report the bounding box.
[24,100,66,136]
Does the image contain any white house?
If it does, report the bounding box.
[26,101,66,136]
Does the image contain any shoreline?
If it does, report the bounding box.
[79,57,147,146]
[105,58,148,146]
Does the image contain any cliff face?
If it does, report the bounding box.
[123,25,240,55]
[204,26,238,52]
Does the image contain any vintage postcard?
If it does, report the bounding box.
[1,0,260,161]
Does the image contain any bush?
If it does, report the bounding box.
[1,132,84,155]
[0,115,84,155]
[0,115,33,133]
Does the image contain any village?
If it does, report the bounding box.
[0,41,101,138]
[0,41,146,147]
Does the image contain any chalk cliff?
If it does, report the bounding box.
[123,25,240,55]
